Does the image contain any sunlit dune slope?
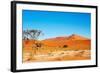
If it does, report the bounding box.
[41,34,90,50]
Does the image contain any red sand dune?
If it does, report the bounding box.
[23,34,91,50]
[41,34,90,50]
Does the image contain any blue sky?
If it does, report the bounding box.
[22,10,91,40]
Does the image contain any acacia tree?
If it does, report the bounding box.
[23,29,44,48]
[23,29,43,55]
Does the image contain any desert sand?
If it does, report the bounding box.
[22,34,91,63]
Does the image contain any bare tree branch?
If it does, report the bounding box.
[23,29,43,40]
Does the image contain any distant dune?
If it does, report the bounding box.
[23,34,91,50]
[43,34,89,41]
[41,34,90,50]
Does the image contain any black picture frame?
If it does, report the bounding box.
[11,1,98,72]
